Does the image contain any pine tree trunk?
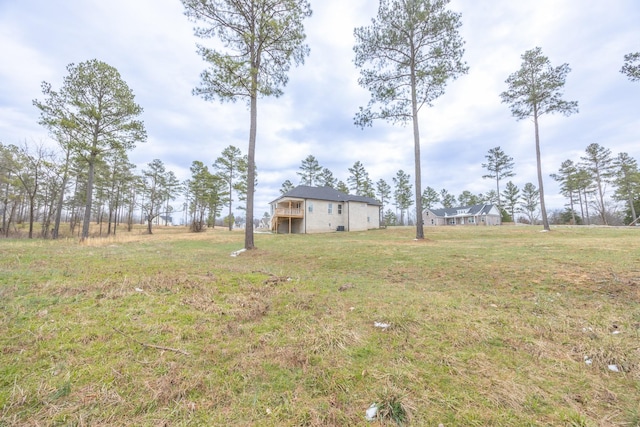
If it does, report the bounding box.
[410,61,424,240]
[533,113,550,231]
[245,92,257,249]
[81,158,95,241]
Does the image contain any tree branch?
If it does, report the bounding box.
[113,327,190,356]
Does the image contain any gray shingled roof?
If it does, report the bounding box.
[272,185,382,206]
[427,204,497,217]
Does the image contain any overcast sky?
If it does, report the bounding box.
[1,0,638,218]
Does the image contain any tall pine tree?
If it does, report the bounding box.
[501,47,578,231]
[354,0,467,239]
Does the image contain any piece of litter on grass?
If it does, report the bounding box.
[135,288,143,292]
[608,364,619,372]
[349,307,355,311]
[612,330,621,335]
[365,403,378,421]
[584,356,592,365]
[230,248,246,257]
[374,322,390,329]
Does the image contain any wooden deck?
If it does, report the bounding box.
[271,208,304,233]
[273,208,303,218]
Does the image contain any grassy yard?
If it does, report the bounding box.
[1,225,639,426]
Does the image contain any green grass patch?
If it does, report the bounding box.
[1,225,639,425]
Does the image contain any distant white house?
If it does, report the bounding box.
[157,215,175,226]
[423,204,501,226]
[270,185,381,234]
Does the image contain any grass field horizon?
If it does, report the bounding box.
[1,225,639,426]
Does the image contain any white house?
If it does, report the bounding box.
[270,185,381,234]
[423,204,502,226]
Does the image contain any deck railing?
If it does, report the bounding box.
[274,208,303,216]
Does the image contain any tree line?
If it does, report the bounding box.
[0,133,254,238]
[284,141,640,227]
[2,1,639,243]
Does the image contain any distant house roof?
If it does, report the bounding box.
[426,204,498,217]
[272,185,382,206]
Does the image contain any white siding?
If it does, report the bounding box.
[367,205,380,229]
[348,202,369,231]
[272,196,380,234]
[305,199,347,233]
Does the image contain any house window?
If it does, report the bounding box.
[338,204,342,214]
[308,202,313,213]
[367,216,370,223]
[328,203,333,214]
